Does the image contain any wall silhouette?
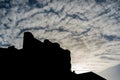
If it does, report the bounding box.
[0,32,106,80]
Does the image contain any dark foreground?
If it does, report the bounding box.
[0,32,106,80]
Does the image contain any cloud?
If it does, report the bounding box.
[99,64,120,80]
[100,56,120,61]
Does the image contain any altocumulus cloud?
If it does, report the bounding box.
[0,0,120,74]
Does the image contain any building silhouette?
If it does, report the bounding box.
[0,32,106,80]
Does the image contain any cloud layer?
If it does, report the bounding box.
[0,0,120,74]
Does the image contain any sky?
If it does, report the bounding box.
[0,0,120,78]
[99,64,120,80]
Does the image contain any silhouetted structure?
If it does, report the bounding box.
[0,32,106,80]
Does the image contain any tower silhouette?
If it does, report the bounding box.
[0,32,106,80]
